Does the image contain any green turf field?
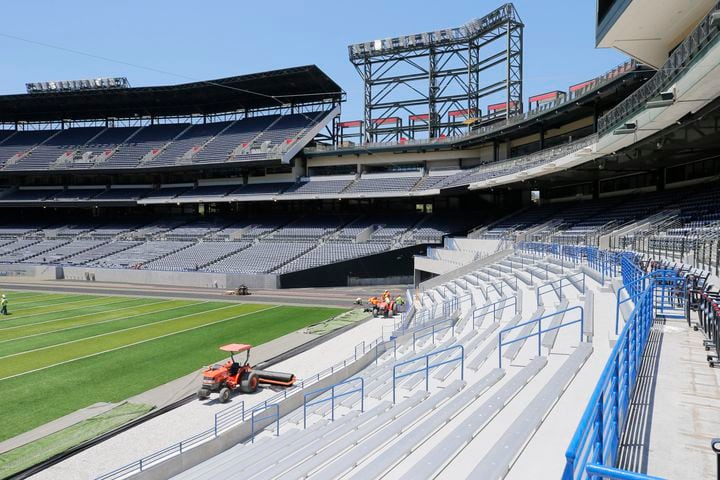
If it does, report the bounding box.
[0,290,345,443]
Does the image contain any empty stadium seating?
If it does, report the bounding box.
[167,247,600,480]
[0,111,331,172]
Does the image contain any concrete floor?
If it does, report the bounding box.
[618,316,720,479]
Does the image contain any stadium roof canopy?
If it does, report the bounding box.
[0,65,343,123]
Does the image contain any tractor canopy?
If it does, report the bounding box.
[220,343,252,352]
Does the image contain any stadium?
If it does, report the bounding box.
[0,1,718,479]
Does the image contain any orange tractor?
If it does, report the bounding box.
[198,344,296,403]
[367,291,398,318]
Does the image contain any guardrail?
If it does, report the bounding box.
[473,295,517,329]
[498,306,584,368]
[563,269,685,480]
[303,377,364,429]
[585,464,665,480]
[536,272,586,304]
[250,403,279,443]
[695,290,720,366]
[598,3,720,134]
[392,345,464,403]
[412,318,456,350]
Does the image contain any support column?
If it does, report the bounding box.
[658,167,667,192]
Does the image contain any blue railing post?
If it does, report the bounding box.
[425,356,430,392]
[498,333,503,369]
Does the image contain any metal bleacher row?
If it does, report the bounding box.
[0,214,476,274]
[0,110,329,171]
[166,248,599,480]
[476,182,720,251]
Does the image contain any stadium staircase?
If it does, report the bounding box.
[138,125,195,166]
[91,126,146,167]
[176,120,241,166]
[4,130,63,167]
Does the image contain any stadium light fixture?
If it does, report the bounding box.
[613,122,637,135]
[646,90,675,109]
[26,77,130,94]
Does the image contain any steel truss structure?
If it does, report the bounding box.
[348,3,523,143]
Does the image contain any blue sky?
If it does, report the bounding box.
[0,1,626,120]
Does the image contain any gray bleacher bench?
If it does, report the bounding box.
[493,297,508,321]
[399,356,549,480]
[502,275,518,291]
[545,262,564,275]
[311,380,466,480]
[401,338,459,390]
[515,270,533,286]
[455,306,476,331]
[243,403,389,479]
[403,325,478,389]
[466,343,593,479]
[541,300,569,351]
[467,313,523,371]
[347,369,505,480]
[397,338,457,390]
[250,392,428,480]
[435,322,499,380]
[173,419,325,480]
[502,306,546,362]
[369,342,441,400]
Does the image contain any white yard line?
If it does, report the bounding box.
[7,296,124,319]
[0,299,193,345]
[0,302,233,360]
[0,296,162,332]
[0,305,280,382]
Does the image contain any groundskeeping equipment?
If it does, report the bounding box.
[198,343,296,403]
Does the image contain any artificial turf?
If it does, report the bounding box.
[0,402,153,479]
[0,291,345,442]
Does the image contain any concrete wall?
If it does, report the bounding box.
[417,249,513,290]
[0,264,61,280]
[62,266,279,289]
[445,238,501,255]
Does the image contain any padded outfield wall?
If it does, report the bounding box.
[0,245,428,289]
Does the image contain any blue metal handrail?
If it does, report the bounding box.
[536,272,586,304]
[412,317,455,350]
[392,345,464,403]
[250,403,279,443]
[303,376,364,429]
[585,464,666,480]
[473,295,517,329]
[564,269,684,479]
[497,306,584,368]
[614,269,687,333]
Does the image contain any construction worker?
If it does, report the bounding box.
[1,294,7,315]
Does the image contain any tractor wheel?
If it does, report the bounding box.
[218,387,231,403]
[240,372,259,393]
[197,388,210,400]
[372,307,379,317]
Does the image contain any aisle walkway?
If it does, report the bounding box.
[617,317,720,479]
